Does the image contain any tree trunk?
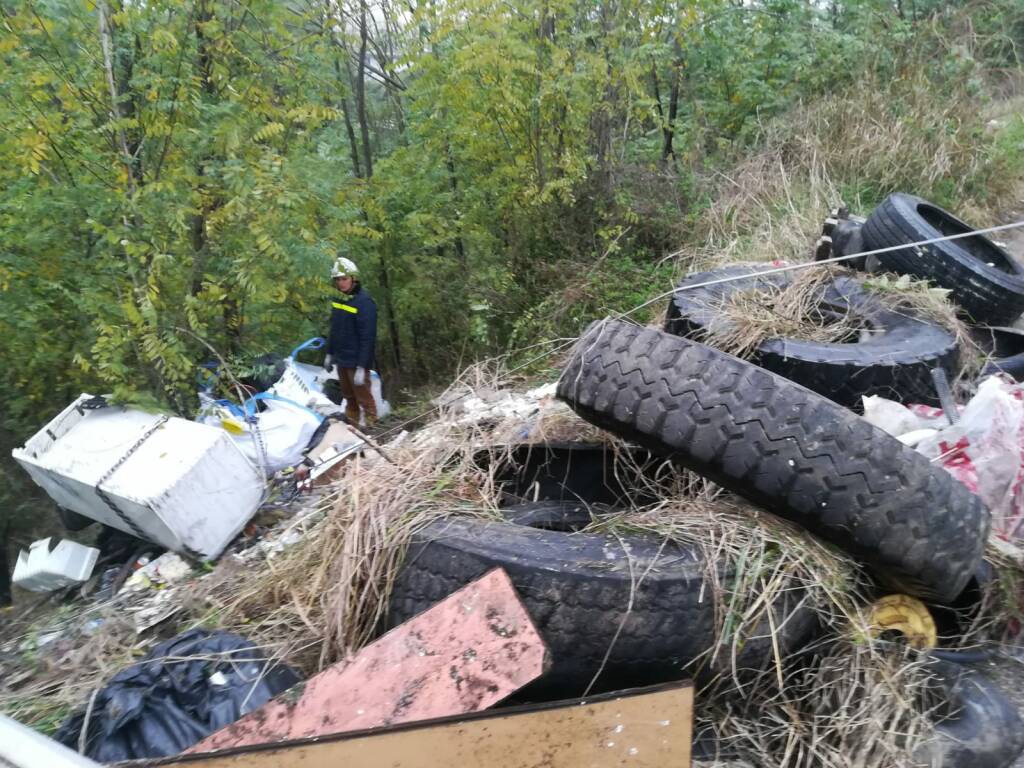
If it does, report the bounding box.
[334,56,364,178]
[0,518,11,608]
[189,1,218,298]
[98,0,138,199]
[445,144,466,267]
[355,0,374,178]
[662,45,682,165]
[379,237,403,370]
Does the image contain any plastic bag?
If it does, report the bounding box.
[55,628,300,761]
[863,376,1024,539]
[360,369,392,422]
[196,392,322,474]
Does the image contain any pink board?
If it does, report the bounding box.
[189,568,549,753]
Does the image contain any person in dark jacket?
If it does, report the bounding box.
[324,255,378,425]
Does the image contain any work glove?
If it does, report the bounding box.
[323,354,334,373]
[353,367,367,387]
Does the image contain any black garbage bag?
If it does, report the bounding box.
[55,628,300,761]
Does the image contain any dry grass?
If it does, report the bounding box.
[862,273,989,386]
[0,610,140,734]
[674,68,1018,279]
[697,266,866,359]
[698,641,942,768]
[680,262,987,389]
[206,370,612,672]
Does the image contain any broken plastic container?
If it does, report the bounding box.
[12,538,100,593]
[12,394,265,560]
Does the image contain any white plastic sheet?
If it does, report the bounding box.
[863,376,1024,539]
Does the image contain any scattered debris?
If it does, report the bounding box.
[864,375,1024,540]
[122,553,193,593]
[6,200,1024,767]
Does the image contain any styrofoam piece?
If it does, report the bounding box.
[12,394,265,560]
[273,360,339,411]
[12,538,99,593]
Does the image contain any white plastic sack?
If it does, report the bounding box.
[357,370,392,423]
[196,393,321,475]
[862,376,1024,539]
[275,362,390,423]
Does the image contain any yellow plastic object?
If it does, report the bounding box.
[219,417,246,436]
[868,594,937,650]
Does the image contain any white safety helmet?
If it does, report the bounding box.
[331,256,359,280]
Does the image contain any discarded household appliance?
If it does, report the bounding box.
[12,394,265,560]
[12,538,99,592]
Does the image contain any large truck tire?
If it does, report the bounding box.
[388,501,816,695]
[666,264,958,409]
[862,193,1024,326]
[556,319,989,603]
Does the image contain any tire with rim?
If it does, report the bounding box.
[388,501,816,695]
[666,264,958,409]
[556,319,989,603]
[862,193,1024,325]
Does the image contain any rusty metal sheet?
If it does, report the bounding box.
[145,682,693,768]
[189,567,549,753]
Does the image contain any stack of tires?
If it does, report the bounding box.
[668,195,1024,409]
[382,193,1019,765]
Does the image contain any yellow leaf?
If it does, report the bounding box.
[254,122,285,141]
